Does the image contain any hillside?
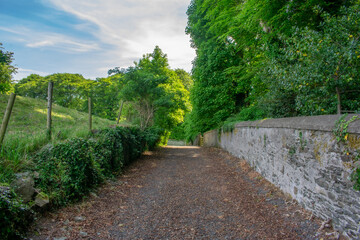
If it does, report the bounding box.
[0,94,116,182]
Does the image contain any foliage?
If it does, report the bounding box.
[169,123,186,140]
[90,75,123,120]
[0,186,34,240]
[174,69,193,92]
[222,105,266,132]
[119,46,190,131]
[33,126,161,207]
[143,126,163,150]
[265,5,360,116]
[185,0,360,139]
[0,43,16,93]
[33,138,104,206]
[0,94,115,184]
[333,114,359,142]
[15,73,124,120]
[351,167,360,191]
[15,73,91,111]
[333,114,360,190]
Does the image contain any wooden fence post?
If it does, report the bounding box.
[47,82,53,140]
[0,93,16,146]
[116,100,124,125]
[88,97,92,132]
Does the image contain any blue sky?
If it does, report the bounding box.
[0,0,195,80]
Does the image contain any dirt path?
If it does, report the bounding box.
[30,146,340,239]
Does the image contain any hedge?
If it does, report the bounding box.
[1,126,161,239]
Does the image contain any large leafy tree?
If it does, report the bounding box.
[119,46,190,130]
[185,0,358,139]
[15,73,92,111]
[0,43,16,93]
[265,5,360,115]
[90,74,123,120]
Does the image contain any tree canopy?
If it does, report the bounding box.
[185,0,360,140]
[14,46,191,139]
[0,43,16,93]
[119,46,191,130]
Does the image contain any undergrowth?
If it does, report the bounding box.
[1,126,161,239]
[222,105,266,132]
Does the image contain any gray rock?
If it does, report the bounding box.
[90,192,98,198]
[79,231,88,237]
[10,172,35,203]
[35,192,49,208]
[53,237,67,240]
[33,171,40,179]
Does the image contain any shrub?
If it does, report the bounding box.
[0,186,33,240]
[92,127,125,177]
[222,105,266,132]
[32,126,162,207]
[143,126,163,150]
[33,138,103,206]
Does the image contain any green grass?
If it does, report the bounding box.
[0,94,115,183]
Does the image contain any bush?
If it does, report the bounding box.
[92,128,125,177]
[143,126,163,150]
[33,126,161,207]
[0,186,33,240]
[222,105,266,132]
[33,138,103,206]
[169,123,186,140]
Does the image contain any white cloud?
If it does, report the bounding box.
[26,34,99,53]
[14,68,49,81]
[2,0,195,79]
[0,25,99,53]
[46,0,195,71]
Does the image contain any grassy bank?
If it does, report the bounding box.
[0,94,115,183]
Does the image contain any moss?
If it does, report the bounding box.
[314,140,322,165]
[347,134,360,149]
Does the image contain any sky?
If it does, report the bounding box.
[0,0,196,80]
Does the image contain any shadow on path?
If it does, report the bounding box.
[30,146,339,239]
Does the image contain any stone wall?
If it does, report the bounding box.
[203,115,360,239]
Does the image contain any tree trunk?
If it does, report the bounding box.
[116,100,124,125]
[336,87,341,115]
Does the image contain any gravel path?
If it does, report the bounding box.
[30,146,341,239]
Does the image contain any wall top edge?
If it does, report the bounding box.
[233,114,360,134]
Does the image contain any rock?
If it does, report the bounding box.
[79,231,88,237]
[35,192,49,208]
[74,216,86,222]
[10,172,35,203]
[33,171,40,179]
[90,192,98,198]
[53,237,67,240]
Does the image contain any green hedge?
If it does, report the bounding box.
[0,126,160,239]
[33,126,161,207]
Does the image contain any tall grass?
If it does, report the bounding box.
[0,94,115,183]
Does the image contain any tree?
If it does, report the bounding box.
[15,73,92,112]
[91,74,123,120]
[185,0,358,140]
[265,5,360,115]
[0,43,16,93]
[119,46,190,130]
[174,69,193,92]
